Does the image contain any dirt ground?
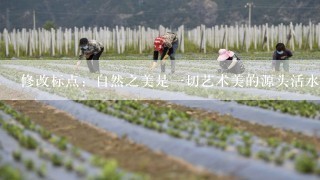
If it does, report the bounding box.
[3,100,228,180]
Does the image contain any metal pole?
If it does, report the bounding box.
[33,10,36,29]
[245,3,254,27]
[6,8,10,30]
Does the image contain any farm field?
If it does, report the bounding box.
[1,52,320,180]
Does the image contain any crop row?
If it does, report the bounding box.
[0,101,131,180]
[79,100,320,175]
[1,64,320,175]
[236,100,320,118]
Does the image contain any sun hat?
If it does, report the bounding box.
[217,49,235,61]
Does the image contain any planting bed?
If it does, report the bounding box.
[0,55,320,179]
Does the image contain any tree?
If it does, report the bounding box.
[43,21,56,30]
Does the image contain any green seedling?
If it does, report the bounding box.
[0,165,22,180]
[242,134,252,146]
[24,159,34,171]
[99,160,122,180]
[65,159,74,171]
[286,151,297,160]
[274,156,284,166]
[56,137,68,151]
[71,147,81,158]
[295,153,316,174]
[12,150,22,161]
[256,151,271,162]
[237,145,251,157]
[75,165,86,177]
[37,164,47,178]
[37,148,51,160]
[19,135,38,150]
[38,128,52,140]
[91,155,108,167]
[51,154,63,166]
[267,138,281,148]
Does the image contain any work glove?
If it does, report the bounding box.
[217,69,229,73]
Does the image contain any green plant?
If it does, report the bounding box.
[98,160,122,180]
[71,147,81,158]
[0,165,22,180]
[286,151,297,160]
[56,137,68,151]
[75,165,86,177]
[37,148,51,160]
[12,150,22,161]
[274,156,284,166]
[21,135,38,150]
[256,151,271,162]
[242,134,252,146]
[38,128,52,140]
[295,154,316,174]
[267,138,281,148]
[91,156,109,167]
[24,159,35,171]
[37,164,47,178]
[65,159,74,171]
[43,21,56,30]
[51,154,63,166]
[237,145,251,157]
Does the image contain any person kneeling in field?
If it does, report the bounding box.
[151,32,179,74]
[76,38,104,73]
[272,43,292,72]
[217,49,245,74]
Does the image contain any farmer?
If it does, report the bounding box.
[272,43,293,72]
[152,32,179,73]
[76,38,104,73]
[217,49,245,74]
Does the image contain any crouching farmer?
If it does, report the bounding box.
[76,38,104,73]
[217,49,245,74]
[272,43,292,72]
[152,32,179,73]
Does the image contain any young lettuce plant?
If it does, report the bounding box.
[51,154,63,167]
[12,150,22,162]
[36,163,47,178]
[24,159,35,171]
[295,153,317,174]
[65,159,74,171]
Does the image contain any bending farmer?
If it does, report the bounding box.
[152,32,179,73]
[217,49,245,74]
[77,38,104,73]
